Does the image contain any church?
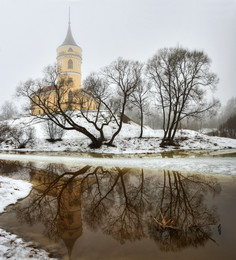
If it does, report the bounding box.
[31,16,97,115]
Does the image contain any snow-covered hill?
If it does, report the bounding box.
[1,114,236,154]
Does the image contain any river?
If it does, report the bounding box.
[0,152,236,259]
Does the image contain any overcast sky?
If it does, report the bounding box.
[0,0,235,108]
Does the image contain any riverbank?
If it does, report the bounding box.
[1,115,236,154]
[0,176,56,260]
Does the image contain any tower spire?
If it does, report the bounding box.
[69,7,71,25]
[60,8,78,46]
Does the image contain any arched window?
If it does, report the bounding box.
[68,59,73,69]
[68,48,73,52]
[68,90,73,102]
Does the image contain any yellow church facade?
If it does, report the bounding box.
[31,19,97,115]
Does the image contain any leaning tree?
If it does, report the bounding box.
[17,64,103,148]
[146,47,220,146]
[17,58,142,148]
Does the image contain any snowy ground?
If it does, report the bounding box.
[1,114,236,154]
[0,176,32,213]
[0,176,56,260]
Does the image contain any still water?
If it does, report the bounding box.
[0,159,236,260]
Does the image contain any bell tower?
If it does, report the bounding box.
[57,10,82,90]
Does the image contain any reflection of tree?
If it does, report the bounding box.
[83,168,151,244]
[15,164,221,257]
[148,170,221,251]
[0,159,31,178]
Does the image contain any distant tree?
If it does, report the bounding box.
[147,47,220,146]
[129,79,150,138]
[219,114,236,138]
[0,122,34,148]
[0,122,11,143]
[217,97,236,126]
[0,100,18,120]
[217,97,236,138]
[9,125,35,149]
[223,97,236,120]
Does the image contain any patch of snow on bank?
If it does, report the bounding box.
[0,228,56,260]
[0,176,56,259]
[0,176,32,213]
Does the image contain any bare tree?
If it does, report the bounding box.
[82,72,117,142]
[129,79,150,138]
[83,58,143,146]
[103,58,143,145]
[218,97,236,126]
[219,114,236,138]
[0,100,18,120]
[44,119,65,142]
[17,64,104,148]
[147,47,220,146]
[9,125,35,149]
[0,122,11,143]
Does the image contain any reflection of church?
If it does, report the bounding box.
[31,14,97,115]
[30,169,84,259]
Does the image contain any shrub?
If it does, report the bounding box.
[44,120,64,142]
[0,122,11,143]
[9,125,35,149]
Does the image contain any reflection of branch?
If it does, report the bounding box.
[189,220,218,245]
[151,210,180,230]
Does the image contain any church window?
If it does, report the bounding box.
[68,77,73,83]
[68,59,73,69]
[68,47,73,52]
[68,90,73,102]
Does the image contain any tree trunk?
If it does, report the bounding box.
[139,108,143,138]
[107,99,127,146]
[88,138,103,148]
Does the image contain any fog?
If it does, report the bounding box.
[0,0,235,107]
